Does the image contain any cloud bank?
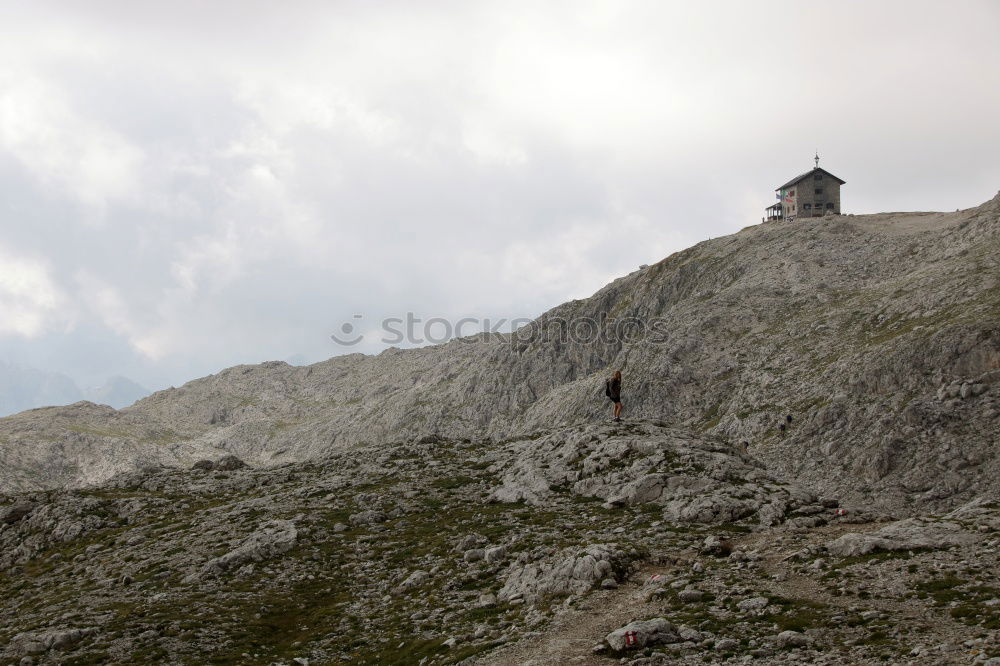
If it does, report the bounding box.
[0,0,998,391]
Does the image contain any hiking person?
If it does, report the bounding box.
[605,370,623,422]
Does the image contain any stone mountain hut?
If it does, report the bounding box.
[764,154,845,221]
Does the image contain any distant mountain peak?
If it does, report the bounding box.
[82,376,151,410]
[0,363,150,417]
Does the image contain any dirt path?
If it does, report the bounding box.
[477,560,670,666]
[473,520,994,665]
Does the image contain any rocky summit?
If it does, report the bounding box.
[0,197,998,665]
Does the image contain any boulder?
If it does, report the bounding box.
[0,503,34,525]
[200,520,298,576]
[677,625,702,642]
[737,596,769,613]
[399,570,429,590]
[606,474,667,506]
[454,534,481,551]
[484,545,507,563]
[701,535,733,556]
[757,501,788,526]
[825,517,981,557]
[463,549,485,563]
[605,618,678,651]
[349,510,388,526]
[487,467,552,505]
[775,630,809,648]
[214,455,247,471]
[715,638,739,651]
[663,494,756,524]
[6,628,96,657]
[498,544,636,604]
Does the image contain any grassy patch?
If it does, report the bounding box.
[825,548,929,572]
[698,403,722,431]
[760,596,830,632]
[914,575,966,604]
[464,604,508,622]
[717,522,753,534]
[66,424,132,439]
[431,475,477,490]
[860,307,960,347]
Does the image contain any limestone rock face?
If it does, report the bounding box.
[1,195,998,514]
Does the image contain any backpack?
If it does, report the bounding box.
[604,380,611,397]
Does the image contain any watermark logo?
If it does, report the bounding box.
[330,314,365,346]
[330,313,670,348]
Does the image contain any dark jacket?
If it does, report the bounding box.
[607,377,621,402]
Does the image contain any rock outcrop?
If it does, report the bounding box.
[4,627,98,659]
[825,517,982,557]
[824,498,996,557]
[497,543,638,604]
[197,519,298,578]
[488,422,821,526]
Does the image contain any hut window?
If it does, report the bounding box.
[803,203,812,210]
[815,188,823,195]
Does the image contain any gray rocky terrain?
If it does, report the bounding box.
[2,195,997,512]
[0,196,997,664]
[0,422,996,664]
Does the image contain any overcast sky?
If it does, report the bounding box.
[1,0,999,392]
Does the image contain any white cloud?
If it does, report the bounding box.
[495,214,683,303]
[461,120,528,166]
[73,271,161,358]
[0,245,68,337]
[233,78,402,149]
[0,69,143,210]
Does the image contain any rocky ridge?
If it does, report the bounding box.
[1,196,998,514]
